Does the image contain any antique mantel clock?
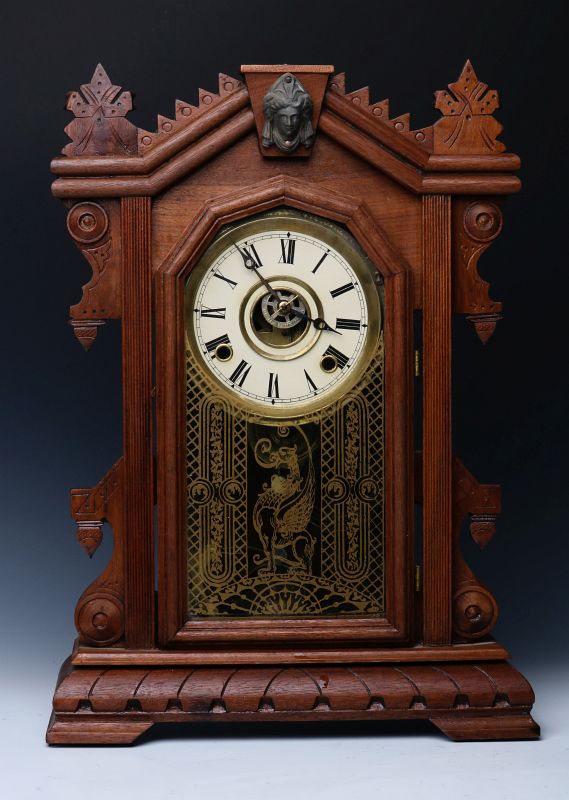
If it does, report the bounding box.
[47,62,539,743]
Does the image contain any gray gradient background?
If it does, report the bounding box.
[1,1,567,797]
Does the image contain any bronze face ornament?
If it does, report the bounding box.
[262,72,314,152]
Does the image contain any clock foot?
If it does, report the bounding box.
[46,714,153,745]
[430,712,540,741]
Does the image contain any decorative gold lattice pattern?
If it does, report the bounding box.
[186,334,384,617]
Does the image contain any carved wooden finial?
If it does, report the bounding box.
[467,313,503,344]
[470,514,498,549]
[433,60,506,155]
[63,63,138,157]
[69,319,105,351]
[76,522,103,558]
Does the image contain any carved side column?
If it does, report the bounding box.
[121,197,154,647]
[422,195,452,645]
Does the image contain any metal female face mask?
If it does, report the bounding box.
[262,72,314,153]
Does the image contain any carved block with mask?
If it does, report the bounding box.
[46,63,538,745]
[261,73,314,152]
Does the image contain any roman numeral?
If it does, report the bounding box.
[323,344,350,369]
[229,359,251,387]
[311,250,329,274]
[213,270,238,289]
[241,243,263,268]
[279,237,296,264]
[204,333,230,353]
[330,282,355,298]
[268,372,279,399]
[335,317,361,331]
[200,307,226,319]
[304,370,317,392]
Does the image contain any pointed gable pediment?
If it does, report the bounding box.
[51,61,520,199]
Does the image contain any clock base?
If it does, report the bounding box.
[46,657,539,744]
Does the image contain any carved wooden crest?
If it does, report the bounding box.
[434,60,505,154]
[64,64,138,156]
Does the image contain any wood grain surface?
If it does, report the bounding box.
[422,196,452,645]
[47,660,538,744]
[121,197,154,648]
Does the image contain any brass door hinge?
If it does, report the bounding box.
[415,565,422,592]
[414,350,420,377]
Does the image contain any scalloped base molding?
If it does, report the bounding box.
[46,658,539,744]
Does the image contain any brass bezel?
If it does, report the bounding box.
[184,209,383,419]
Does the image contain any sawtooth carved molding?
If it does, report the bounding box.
[452,457,501,640]
[71,459,125,646]
[138,73,244,155]
[328,71,433,150]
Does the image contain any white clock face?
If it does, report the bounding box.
[185,210,381,416]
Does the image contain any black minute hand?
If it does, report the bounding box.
[232,241,278,298]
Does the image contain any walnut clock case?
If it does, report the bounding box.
[46,62,539,744]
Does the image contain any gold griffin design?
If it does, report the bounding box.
[252,427,316,576]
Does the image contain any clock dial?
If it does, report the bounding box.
[185,210,382,416]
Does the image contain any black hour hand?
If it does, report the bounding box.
[290,308,341,335]
[314,317,340,334]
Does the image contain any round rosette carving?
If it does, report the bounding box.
[463,201,502,242]
[75,591,124,646]
[67,202,109,243]
[453,584,498,639]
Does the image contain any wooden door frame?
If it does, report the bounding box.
[155,175,414,648]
